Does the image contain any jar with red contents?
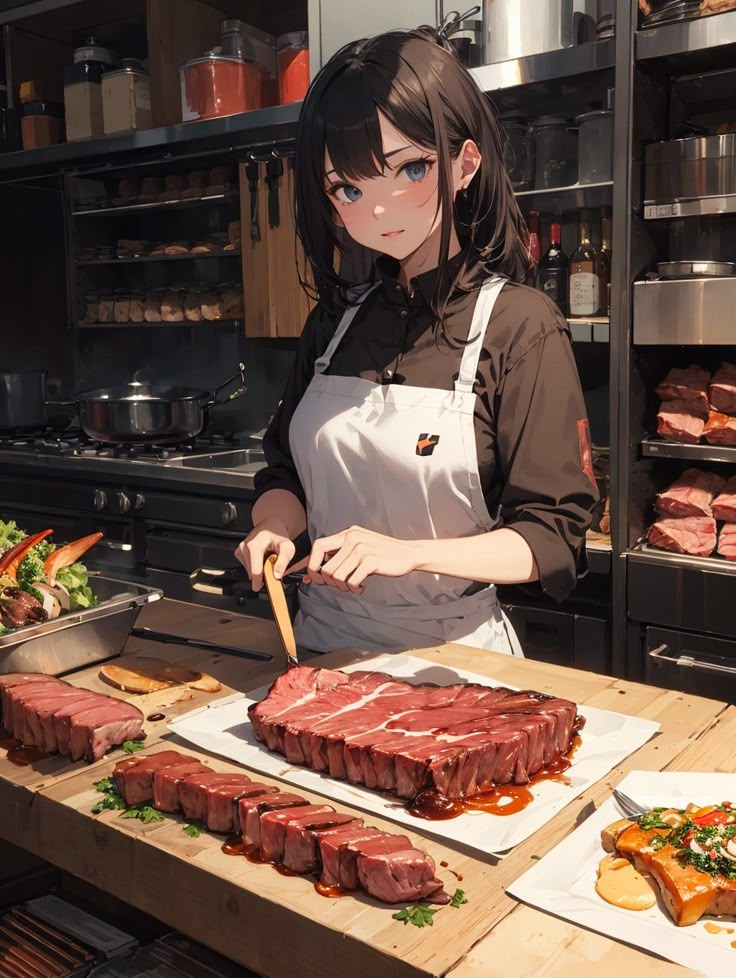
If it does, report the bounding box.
[277,32,309,105]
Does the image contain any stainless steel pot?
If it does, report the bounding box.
[483,0,596,64]
[74,364,246,444]
[0,370,48,431]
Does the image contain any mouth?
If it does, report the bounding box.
[381,230,404,238]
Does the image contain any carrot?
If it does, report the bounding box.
[0,529,54,584]
[43,532,103,586]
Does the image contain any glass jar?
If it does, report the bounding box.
[277,32,309,105]
[179,55,261,122]
[21,101,65,150]
[63,37,117,141]
[102,59,152,135]
[500,114,535,191]
[531,115,578,189]
[577,110,614,184]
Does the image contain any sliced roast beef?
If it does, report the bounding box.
[656,365,710,414]
[231,783,282,834]
[654,469,726,519]
[204,776,255,833]
[656,400,706,444]
[22,688,100,749]
[242,794,310,850]
[68,701,144,762]
[260,804,336,864]
[709,361,736,415]
[5,680,67,740]
[0,674,64,728]
[178,772,256,823]
[356,846,448,905]
[248,666,350,742]
[718,524,736,561]
[318,827,388,889]
[282,812,360,874]
[153,761,211,812]
[38,692,101,753]
[53,694,111,756]
[647,516,717,557]
[713,476,736,523]
[113,751,195,805]
[703,411,736,446]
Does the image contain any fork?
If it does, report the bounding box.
[613,788,650,818]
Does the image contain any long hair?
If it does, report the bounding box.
[294,26,529,336]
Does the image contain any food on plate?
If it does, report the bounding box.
[100,659,222,695]
[163,242,190,255]
[0,522,101,633]
[709,362,736,415]
[654,469,726,519]
[656,365,711,416]
[713,476,736,523]
[703,411,736,446]
[718,524,736,561]
[646,516,717,557]
[656,399,706,444]
[595,853,657,910]
[0,674,143,762]
[105,751,449,904]
[600,802,736,926]
[248,665,585,804]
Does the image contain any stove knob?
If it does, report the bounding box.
[221,502,238,526]
[117,492,131,515]
[93,489,108,512]
[133,493,145,511]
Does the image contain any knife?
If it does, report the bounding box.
[265,157,283,228]
[245,162,261,241]
[130,627,273,662]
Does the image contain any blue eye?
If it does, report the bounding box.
[333,184,362,203]
[402,160,431,182]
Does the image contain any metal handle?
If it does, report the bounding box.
[130,627,273,662]
[648,643,736,677]
[95,540,133,552]
[208,363,247,407]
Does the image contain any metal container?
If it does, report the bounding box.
[500,114,535,191]
[633,277,736,345]
[0,576,162,676]
[0,370,47,431]
[483,0,596,64]
[531,115,578,189]
[644,134,736,203]
[657,260,736,279]
[577,109,613,184]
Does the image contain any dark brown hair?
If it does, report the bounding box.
[294,26,529,328]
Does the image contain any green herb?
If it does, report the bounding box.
[650,834,667,851]
[121,740,145,755]
[183,821,205,838]
[530,854,541,860]
[638,809,672,831]
[93,776,116,793]
[91,778,126,815]
[392,905,439,928]
[449,889,468,908]
[120,804,164,824]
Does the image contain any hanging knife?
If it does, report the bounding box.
[245,161,260,241]
[265,156,283,228]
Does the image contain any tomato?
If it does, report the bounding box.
[692,810,736,827]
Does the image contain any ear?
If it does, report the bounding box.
[453,139,482,193]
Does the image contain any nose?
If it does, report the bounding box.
[372,202,385,220]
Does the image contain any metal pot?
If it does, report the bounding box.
[0,370,48,431]
[74,364,247,444]
[483,0,596,64]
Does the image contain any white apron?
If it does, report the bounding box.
[289,275,523,657]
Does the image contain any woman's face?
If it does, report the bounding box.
[324,112,464,261]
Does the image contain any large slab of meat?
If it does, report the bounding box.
[0,674,143,762]
[703,411,736,446]
[248,666,584,803]
[718,524,736,561]
[713,476,736,523]
[646,516,717,558]
[656,399,706,444]
[654,469,726,519]
[111,751,448,904]
[709,362,736,415]
[656,365,711,415]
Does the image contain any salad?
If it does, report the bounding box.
[0,520,102,635]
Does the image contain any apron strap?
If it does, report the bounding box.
[454,276,506,394]
[314,282,382,376]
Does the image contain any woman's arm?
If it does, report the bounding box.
[413,527,537,583]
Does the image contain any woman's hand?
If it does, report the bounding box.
[290,526,420,594]
[234,517,295,592]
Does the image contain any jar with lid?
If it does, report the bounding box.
[64,37,118,141]
[577,109,613,184]
[500,114,535,191]
[21,101,65,150]
[179,54,261,122]
[531,116,578,189]
[277,32,309,105]
[102,59,152,135]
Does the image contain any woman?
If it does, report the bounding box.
[235,25,598,656]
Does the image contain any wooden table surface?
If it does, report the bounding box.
[0,598,732,978]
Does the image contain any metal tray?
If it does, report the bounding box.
[0,576,162,676]
[657,260,736,279]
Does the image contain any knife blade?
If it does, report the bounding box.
[245,161,261,241]
[266,157,283,228]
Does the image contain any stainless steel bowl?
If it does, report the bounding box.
[657,260,736,280]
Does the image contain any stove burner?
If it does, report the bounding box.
[0,428,247,463]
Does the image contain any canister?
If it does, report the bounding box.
[64,37,117,141]
[102,59,152,134]
[577,109,613,184]
[531,115,578,189]
[179,55,261,122]
[500,114,535,191]
[277,32,309,104]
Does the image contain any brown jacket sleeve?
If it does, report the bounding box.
[495,322,599,602]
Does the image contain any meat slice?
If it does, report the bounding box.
[21,688,100,750]
[38,692,101,753]
[153,761,210,812]
[53,694,110,755]
[319,827,388,888]
[178,773,255,823]
[0,674,64,728]
[282,812,359,874]
[709,361,736,415]
[242,794,310,850]
[5,680,67,740]
[657,400,706,444]
[656,365,710,414]
[204,777,255,833]
[703,411,736,446]
[713,476,736,523]
[230,783,281,833]
[654,469,726,519]
[356,847,448,905]
[248,666,350,741]
[114,751,196,805]
[718,523,736,561]
[647,516,717,557]
[260,804,335,864]
[67,701,144,762]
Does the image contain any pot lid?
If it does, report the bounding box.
[77,382,208,402]
[576,109,614,122]
[105,58,149,78]
[277,31,308,49]
[531,115,570,128]
[180,54,250,69]
[73,36,117,64]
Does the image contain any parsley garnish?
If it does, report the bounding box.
[91,777,126,814]
[121,740,145,755]
[120,804,164,824]
[183,821,205,838]
[638,808,673,831]
[650,834,667,851]
[449,888,468,908]
[392,905,439,928]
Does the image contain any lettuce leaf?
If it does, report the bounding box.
[56,563,98,611]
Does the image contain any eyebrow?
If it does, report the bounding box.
[325,145,415,179]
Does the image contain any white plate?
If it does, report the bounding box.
[507,770,736,977]
[169,653,659,856]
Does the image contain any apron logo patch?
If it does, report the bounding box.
[416,433,440,457]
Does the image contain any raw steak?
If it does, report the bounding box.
[656,365,710,414]
[709,362,736,415]
[654,469,726,519]
[718,524,736,561]
[713,476,736,523]
[703,411,736,446]
[647,516,717,557]
[656,400,706,444]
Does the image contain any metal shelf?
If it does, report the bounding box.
[568,318,610,343]
[641,437,736,465]
[627,544,736,575]
[471,38,615,93]
[515,181,613,212]
[72,192,240,217]
[77,320,242,329]
[643,194,736,220]
[636,9,736,62]
[77,252,241,265]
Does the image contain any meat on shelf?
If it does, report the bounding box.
[111,749,449,905]
[655,362,736,445]
[249,666,584,802]
[647,469,736,560]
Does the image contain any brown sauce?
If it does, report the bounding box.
[274,864,300,877]
[221,836,245,856]
[448,870,463,882]
[244,844,268,863]
[440,860,449,868]
[704,923,734,935]
[146,713,165,722]
[314,881,350,898]
[7,745,50,766]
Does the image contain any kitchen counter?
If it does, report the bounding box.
[0,599,731,978]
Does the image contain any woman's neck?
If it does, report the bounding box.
[397,222,462,290]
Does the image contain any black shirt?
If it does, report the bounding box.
[254,259,599,602]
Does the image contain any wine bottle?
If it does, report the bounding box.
[569,213,600,317]
[536,220,569,315]
[598,209,612,317]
